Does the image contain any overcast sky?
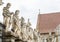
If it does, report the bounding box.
[0,0,60,29]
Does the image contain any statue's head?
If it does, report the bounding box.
[21,17,24,21]
[6,3,11,9]
[15,10,20,15]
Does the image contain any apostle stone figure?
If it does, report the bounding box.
[26,19,31,27]
[3,3,11,24]
[21,17,25,28]
[8,12,14,31]
[12,10,20,33]
[3,3,11,32]
[33,29,39,42]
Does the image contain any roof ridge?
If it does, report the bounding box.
[39,12,60,15]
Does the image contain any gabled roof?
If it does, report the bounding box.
[37,12,60,33]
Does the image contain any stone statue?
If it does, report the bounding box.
[12,10,20,32]
[5,12,14,32]
[21,17,25,28]
[2,3,11,32]
[27,28,33,42]
[8,12,14,31]
[18,19,23,39]
[3,3,11,25]
[26,19,31,27]
[33,29,39,42]
[20,17,28,41]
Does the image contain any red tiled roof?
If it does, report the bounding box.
[37,12,60,33]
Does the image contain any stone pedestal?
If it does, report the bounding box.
[2,31,15,42]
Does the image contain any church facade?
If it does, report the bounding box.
[36,12,60,42]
